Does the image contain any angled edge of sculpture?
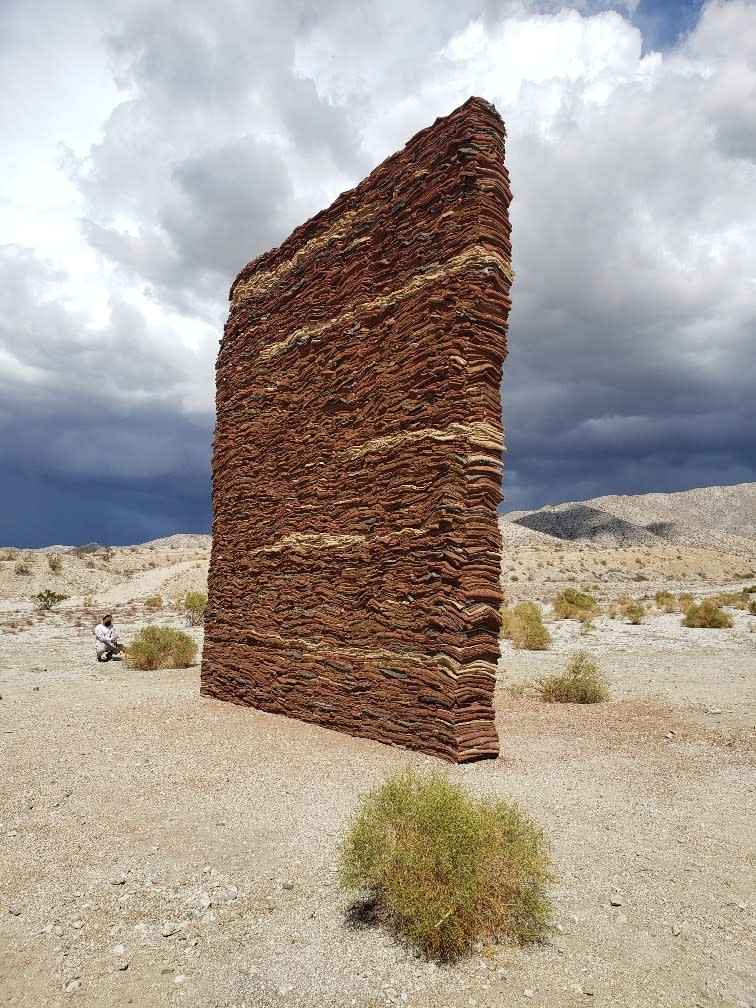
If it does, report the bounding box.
[201,95,513,762]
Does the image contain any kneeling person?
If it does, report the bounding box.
[94,613,125,661]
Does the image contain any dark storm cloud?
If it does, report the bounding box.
[0,244,213,544]
[1,0,754,545]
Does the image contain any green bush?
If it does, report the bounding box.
[32,589,69,610]
[678,593,695,615]
[47,553,63,574]
[125,626,198,670]
[144,594,163,609]
[623,602,645,625]
[654,590,676,612]
[338,766,553,960]
[713,591,748,610]
[682,601,733,629]
[552,588,597,622]
[539,650,608,704]
[182,591,207,626]
[500,602,552,651]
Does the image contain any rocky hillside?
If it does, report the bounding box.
[500,482,756,550]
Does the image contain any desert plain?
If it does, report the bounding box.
[1,484,754,1008]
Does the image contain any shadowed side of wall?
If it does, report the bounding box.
[201,96,513,762]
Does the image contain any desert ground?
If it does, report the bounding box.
[1,485,755,1008]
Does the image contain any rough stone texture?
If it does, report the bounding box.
[201,96,513,762]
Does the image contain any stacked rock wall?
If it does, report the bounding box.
[201,96,513,762]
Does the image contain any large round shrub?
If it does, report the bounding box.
[501,601,552,650]
[539,650,609,703]
[125,626,197,670]
[338,766,553,960]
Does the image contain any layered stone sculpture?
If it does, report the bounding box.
[201,96,513,762]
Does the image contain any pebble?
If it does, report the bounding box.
[282,882,294,891]
[174,975,186,984]
[706,707,722,715]
[114,960,129,971]
[672,924,681,936]
[64,979,81,993]
[109,874,127,886]
[161,922,181,937]
[8,906,21,916]
[609,895,624,907]
[582,984,595,996]
[524,991,534,999]
[112,944,126,956]
[71,920,83,930]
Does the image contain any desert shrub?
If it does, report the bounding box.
[182,591,207,626]
[82,595,97,608]
[144,595,163,609]
[14,559,32,576]
[654,590,676,612]
[713,591,748,610]
[552,588,597,622]
[623,602,645,625]
[504,680,530,698]
[678,593,695,615]
[539,650,608,704]
[749,600,756,616]
[500,602,552,651]
[32,589,69,610]
[682,601,733,629]
[338,766,553,960]
[745,585,756,594]
[47,553,63,574]
[125,626,197,670]
[1,549,18,561]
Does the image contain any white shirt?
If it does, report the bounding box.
[95,623,117,643]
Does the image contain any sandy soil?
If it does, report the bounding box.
[1,544,754,1008]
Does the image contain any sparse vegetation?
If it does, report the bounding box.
[749,600,756,616]
[47,553,63,574]
[182,591,207,626]
[14,559,32,576]
[144,595,163,609]
[539,650,608,704]
[338,765,553,960]
[500,602,552,651]
[678,593,695,615]
[714,591,748,610]
[623,602,645,624]
[82,595,97,608]
[682,600,733,629]
[125,626,198,670]
[654,590,677,612]
[552,588,597,622]
[32,589,69,610]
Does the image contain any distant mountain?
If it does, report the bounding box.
[500,482,756,549]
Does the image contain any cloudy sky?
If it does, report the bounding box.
[1,0,754,546]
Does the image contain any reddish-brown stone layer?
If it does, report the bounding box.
[201,96,513,762]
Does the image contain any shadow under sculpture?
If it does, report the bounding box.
[201,96,513,763]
